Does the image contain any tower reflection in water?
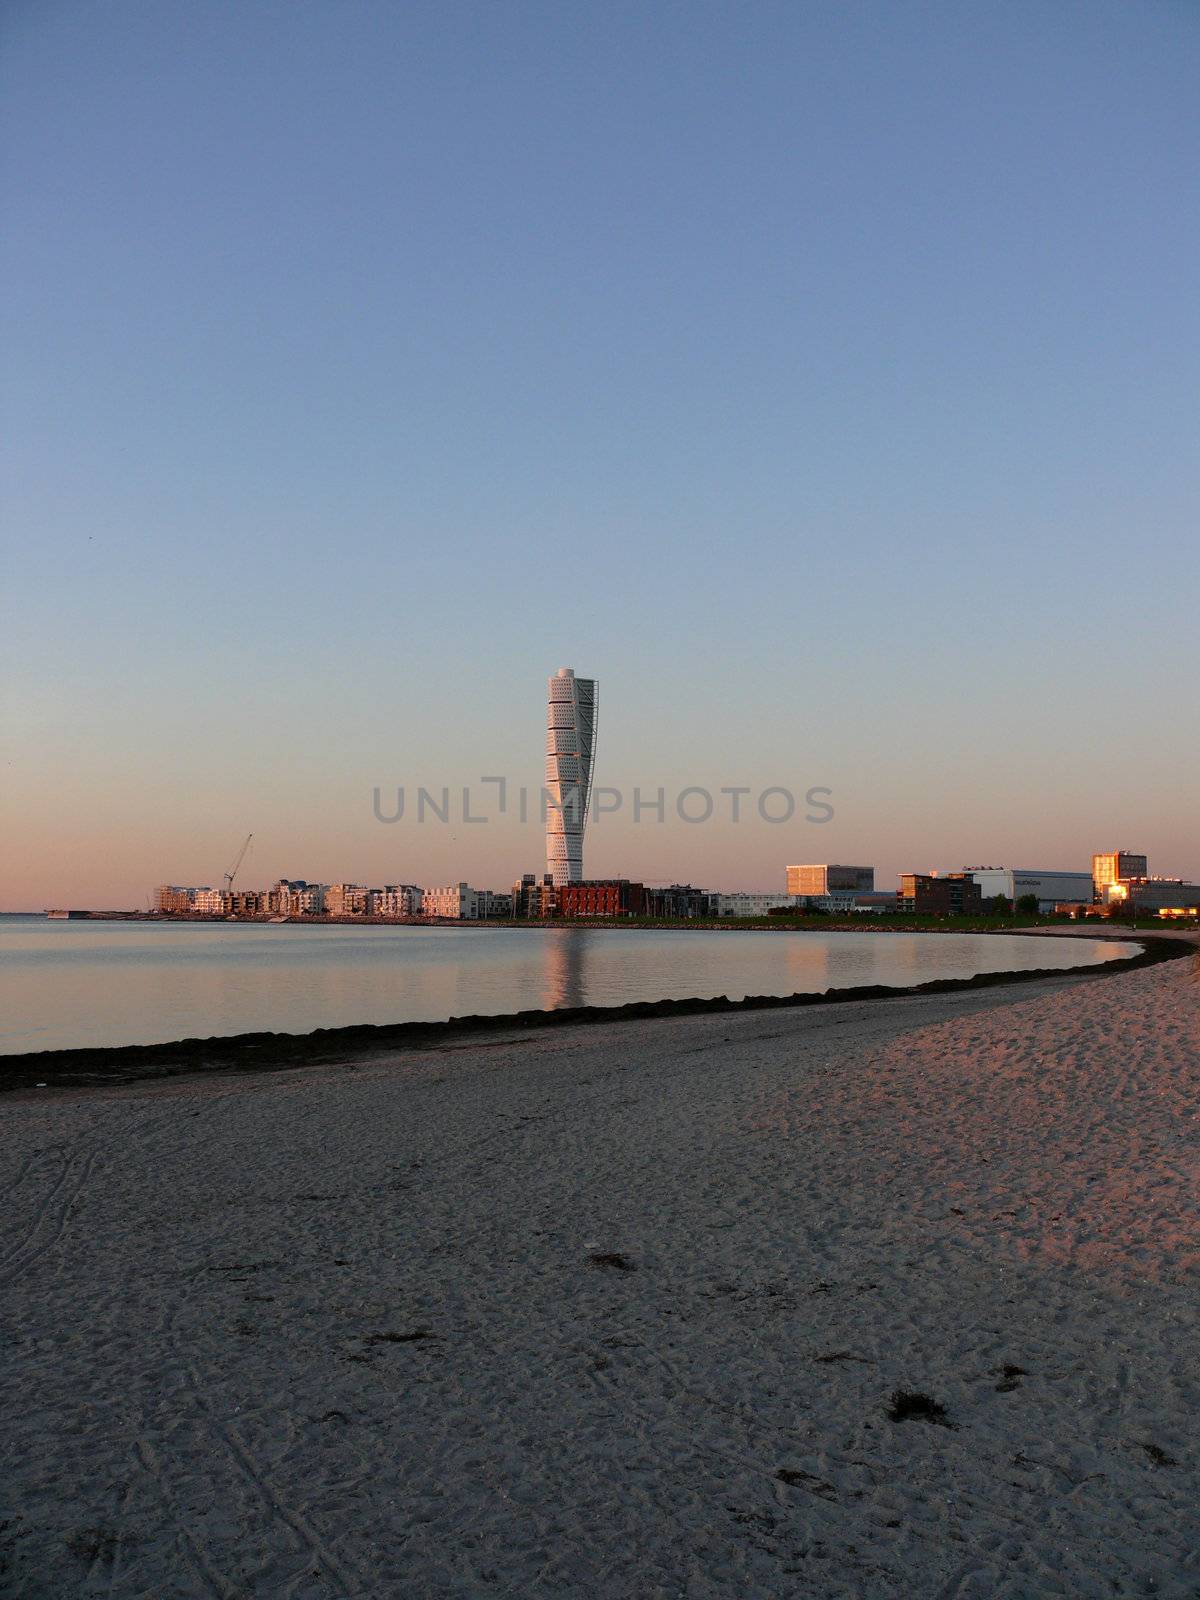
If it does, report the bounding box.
[541,929,589,1010]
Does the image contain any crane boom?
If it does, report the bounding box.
[223,832,253,892]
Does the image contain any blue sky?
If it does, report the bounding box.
[3,0,1197,905]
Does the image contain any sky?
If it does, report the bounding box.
[2,0,1197,907]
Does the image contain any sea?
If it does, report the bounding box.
[0,916,1130,1055]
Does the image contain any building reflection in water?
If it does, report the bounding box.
[541,929,590,1010]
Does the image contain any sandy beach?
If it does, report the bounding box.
[3,939,1198,1597]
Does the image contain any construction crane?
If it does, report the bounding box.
[223,833,254,893]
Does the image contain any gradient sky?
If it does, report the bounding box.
[3,0,1197,908]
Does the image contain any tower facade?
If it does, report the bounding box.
[1092,850,1147,899]
[545,667,597,886]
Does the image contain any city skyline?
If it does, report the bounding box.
[3,3,1197,908]
[9,644,1196,909]
[4,646,1194,908]
[128,843,1200,920]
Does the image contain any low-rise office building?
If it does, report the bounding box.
[965,867,1093,912]
[717,892,795,917]
[899,873,983,915]
[852,892,901,913]
[1093,850,1148,900]
[801,890,875,912]
[786,864,874,898]
[1103,878,1200,914]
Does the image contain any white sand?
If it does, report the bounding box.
[3,943,1198,1597]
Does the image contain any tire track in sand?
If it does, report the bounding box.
[180,1365,364,1598]
[166,1290,365,1597]
[0,1147,98,1287]
[134,1437,241,1600]
[0,1148,45,1201]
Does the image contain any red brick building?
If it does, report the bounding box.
[556,879,646,917]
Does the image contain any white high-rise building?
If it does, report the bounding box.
[545,667,597,886]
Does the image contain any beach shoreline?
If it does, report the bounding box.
[3,941,1198,1596]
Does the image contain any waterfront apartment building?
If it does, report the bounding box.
[511,873,538,917]
[965,867,1093,912]
[1092,850,1148,899]
[423,883,480,920]
[477,890,512,918]
[786,864,874,898]
[285,882,325,915]
[156,884,266,916]
[898,873,983,915]
[325,883,370,917]
[264,880,326,916]
[546,667,597,886]
[511,873,558,918]
[154,885,210,914]
[643,884,717,919]
[371,884,424,917]
[419,883,511,920]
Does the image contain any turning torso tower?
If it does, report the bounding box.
[545,667,598,886]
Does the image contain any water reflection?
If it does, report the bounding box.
[0,919,1132,1054]
[541,929,589,1010]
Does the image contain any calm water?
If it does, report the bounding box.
[0,917,1130,1055]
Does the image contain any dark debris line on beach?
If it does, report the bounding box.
[2,934,1192,1094]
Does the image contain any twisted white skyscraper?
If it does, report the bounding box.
[546,667,597,885]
